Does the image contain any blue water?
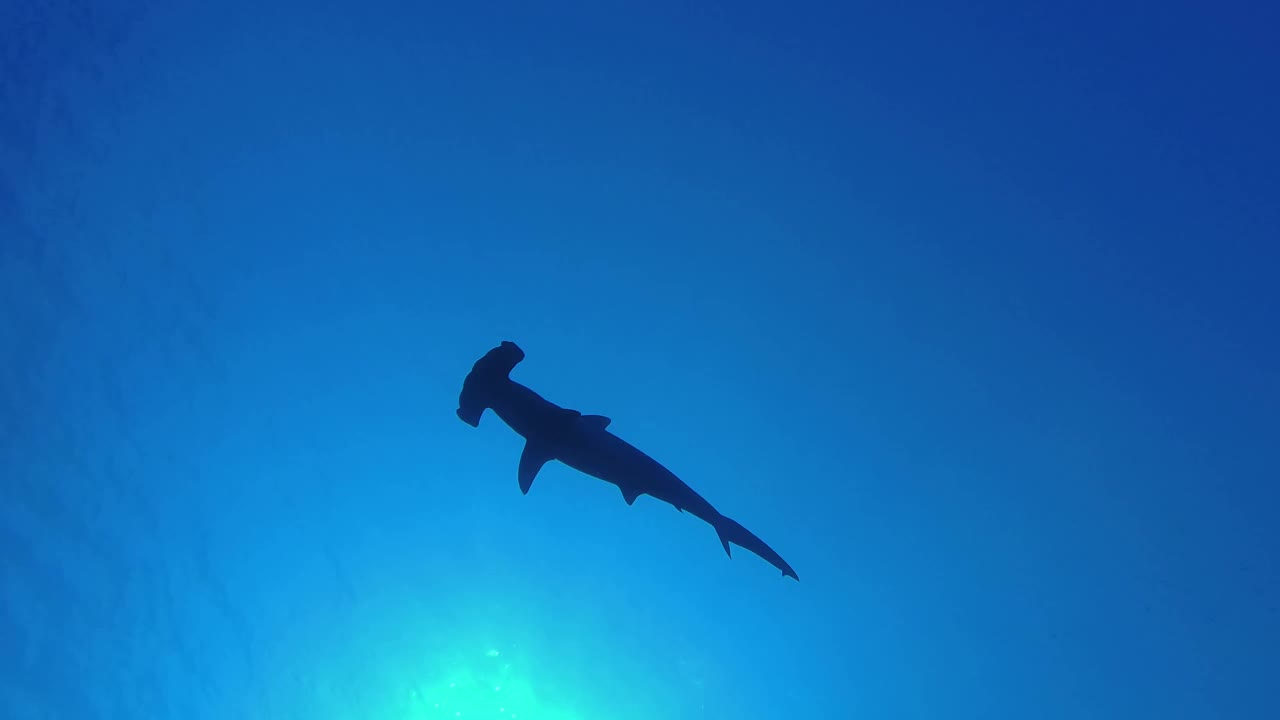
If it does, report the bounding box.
[3,2,1278,718]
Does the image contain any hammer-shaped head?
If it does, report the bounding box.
[456,341,525,427]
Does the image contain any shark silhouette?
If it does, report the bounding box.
[456,341,799,581]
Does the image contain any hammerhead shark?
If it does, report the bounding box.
[456,341,799,581]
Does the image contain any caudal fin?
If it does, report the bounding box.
[714,515,799,581]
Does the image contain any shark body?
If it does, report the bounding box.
[456,341,798,581]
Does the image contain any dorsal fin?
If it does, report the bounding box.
[518,441,553,494]
[580,414,612,430]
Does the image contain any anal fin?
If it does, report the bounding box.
[715,525,732,558]
[620,486,641,505]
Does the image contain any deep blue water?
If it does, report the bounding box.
[3,1,1278,718]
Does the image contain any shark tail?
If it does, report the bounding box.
[713,514,799,581]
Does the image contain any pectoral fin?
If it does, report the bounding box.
[518,441,553,494]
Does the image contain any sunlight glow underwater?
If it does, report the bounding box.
[398,649,579,720]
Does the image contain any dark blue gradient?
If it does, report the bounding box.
[3,2,1277,718]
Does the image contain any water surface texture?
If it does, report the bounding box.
[3,2,1278,718]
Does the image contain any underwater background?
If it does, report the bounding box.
[3,1,1278,718]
